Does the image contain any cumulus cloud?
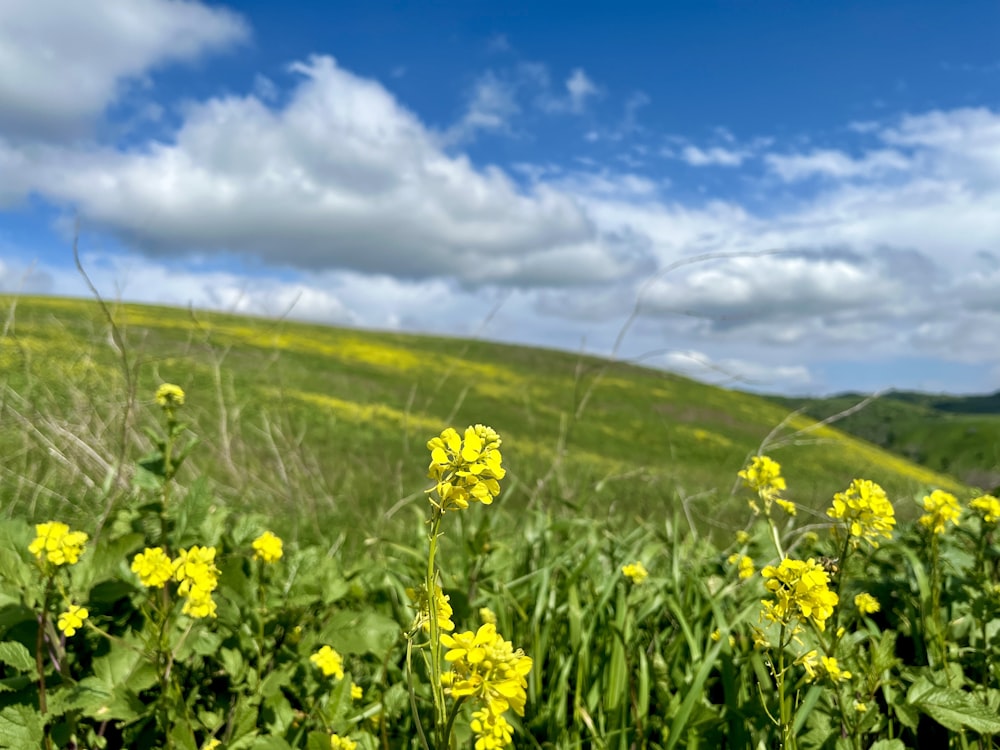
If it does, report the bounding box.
[0,0,248,140]
[680,145,751,167]
[765,148,910,181]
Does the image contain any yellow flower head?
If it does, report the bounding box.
[622,561,649,584]
[131,547,174,588]
[827,479,896,548]
[172,546,219,618]
[919,490,961,534]
[407,583,455,633]
[202,740,221,750]
[441,622,533,720]
[311,645,345,680]
[738,456,788,515]
[57,604,89,636]
[727,553,755,580]
[155,383,185,409]
[479,606,497,625]
[29,521,88,567]
[427,425,506,512]
[351,682,363,701]
[798,651,852,683]
[252,531,283,563]
[970,494,1000,524]
[329,735,357,750]
[854,592,880,614]
[760,557,839,632]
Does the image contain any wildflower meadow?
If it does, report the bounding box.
[2,296,1000,748]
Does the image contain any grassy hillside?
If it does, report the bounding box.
[1,295,963,545]
[771,391,1000,493]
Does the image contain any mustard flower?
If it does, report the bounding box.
[970,494,1000,524]
[735,530,751,545]
[57,604,89,636]
[173,546,219,618]
[311,645,345,680]
[202,740,221,750]
[155,383,185,408]
[131,547,174,588]
[761,558,839,632]
[738,456,788,515]
[252,531,283,563]
[427,425,506,511]
[854,701,867,713]
[622,561,649,584]
[407,583,455,633]
[351,682,362,701]
[798,651,851,683]
[919,490,961,534]
[470,707,514,750]
[821,655,852,682]
[329,735,357,750]
[29,521,88,567]
[827,479,896,548]
[728,553,755,580]
[854,592,880,614]
[479,606,497,625]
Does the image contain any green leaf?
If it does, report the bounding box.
[250,737,294,750]
[321,610,399,656]
[870,741,906,750]
[908,676,1000,734]
[0,705,44,749]
[0,641,35,675]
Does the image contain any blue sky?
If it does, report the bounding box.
[2,0,1000,395]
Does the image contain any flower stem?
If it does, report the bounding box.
[425,508,447,747]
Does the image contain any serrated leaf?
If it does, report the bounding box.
[0,642,35,675]
[0,704,44,749]
[908,676,1000,734]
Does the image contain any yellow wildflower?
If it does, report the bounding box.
[57,604,89,636]
[622,561,649,584]
[854,592,880,614]
[442,622,533,723]
[919,490,961,534]
[479,607,497,625]
[827,479,896,548]
[407,583,455,633]
[761,558,839,631]
[735,530,751,545]
[131,547,174,588]
[329,735,357,750]
[202,740,221,750]
[311,645,345,680]
[252,531,283,563]
[426,425,505,511]
[821,655,852,682]
[970,494,1000,524]
[29,522,88,567]
[738,456,788,514]
[351,682,362,701]
[728,553,755,580]
[798,651,851,683]
[173,546,219,618]
[854,701,867,713]
[155,383,185,408]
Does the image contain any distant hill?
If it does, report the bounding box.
[0,295,965,543]
[769,390,1000,493]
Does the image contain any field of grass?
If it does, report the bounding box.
[1,295,962,546]
[3,294,998,750]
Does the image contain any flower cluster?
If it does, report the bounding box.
[57,604,89,636]
[252,531,283,563]
[29,521,88,568]
[311,645,345,680]
[919,490,961,535]
[827,479,896,548]
[329,735,357,750]
[407,582,455,634]
[440,623,533,750]
[970,494,1000,524]
[761,558,839,632]
[728,553,755,580]
[155,383,185,409]
[739,456,794,515]
[131,547,174,588]
[427,425,506,511]
[172,546,220,618]
[621,561,649,584]
[854,592,880,614]
[798,651,852,683]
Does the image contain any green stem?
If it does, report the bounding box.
[425,509,447,747]
[831,532,853,635]
[36,576,54,750]
[406,638,432,750]
[766,509,785,560]
[442,696,467,749]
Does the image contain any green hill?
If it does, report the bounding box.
[770,391,1000,494]
[0,295,963,544]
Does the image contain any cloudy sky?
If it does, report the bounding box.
[2,0,1000,395]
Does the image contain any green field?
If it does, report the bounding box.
[0,295,962,544]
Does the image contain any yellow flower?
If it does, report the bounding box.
[738,456,788,514]
[798,651,851,683]
[131,547,174,588]
[351,682,363,701]
[622,561,649,584]
[329,735,357,750]
[155,383,185,408]
[29,522,88,567]
[854,592,880,614]
[202,740,221,750]
[728,553,755,580]
[442,623,533,720]
[827,479,896,548]
[735,530,751,545]
[919,490,961,534]
[470,706,514,750]
[407,583,455,633]
[479,607,497,625]
[970,494,1000,524]
[821,655,852,682]
[57,604,89,636]
[854,701,867,713]
[173,546,219,618]
[761,558,839,631]
[252,531,283,563]
[311,645,345,679]
[426,425,506,512]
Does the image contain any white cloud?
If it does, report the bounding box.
[680,145,750,167]
[0,0,248,140]
[445,71,521,142]
[566,69,599,112]
[660,349,814,390]
[765,148,910,181]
